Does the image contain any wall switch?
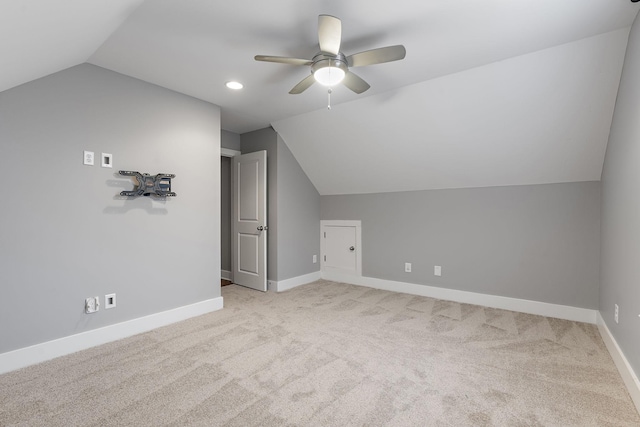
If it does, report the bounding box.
[313,255,317,264]
[405,262,412,273]
[615,304,619,324]
[105,293,116,309]
[434,265,442,276]
[83,151,94,166]
[85,296,99,314]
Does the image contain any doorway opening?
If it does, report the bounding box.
[221,148,241,287]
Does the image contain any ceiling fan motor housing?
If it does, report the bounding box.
[311,52,348,75]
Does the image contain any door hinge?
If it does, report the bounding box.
[324,255,326,262]
[324,232,326,238]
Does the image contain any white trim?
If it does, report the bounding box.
[270,271,322,292]
[221,148,241,157]
[596,312,640,413]
[221,269,232,281]
[322,271,597,324]
[320,220,362,277]
[0,297,223,375]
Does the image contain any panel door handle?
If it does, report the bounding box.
[349,246,355,251]
[257,226,264,231]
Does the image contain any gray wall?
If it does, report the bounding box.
[321,182,600,308]
[0,64,221,353]
[241,128,320,282]
[241,127,279,281]
[276,134,321,280]
[220,156,231,272]
[600,14,640,374]
[221,129,241,151]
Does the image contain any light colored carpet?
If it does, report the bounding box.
[1,280,638,426]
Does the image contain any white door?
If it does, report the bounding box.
[321,220,362,277]
[232,151,267,291]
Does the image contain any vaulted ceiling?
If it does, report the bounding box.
[2,0,639,194]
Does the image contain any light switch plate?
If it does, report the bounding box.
[434,265,442,276]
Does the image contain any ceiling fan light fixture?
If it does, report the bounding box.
[311,53,348,87]
[313,66,345,86]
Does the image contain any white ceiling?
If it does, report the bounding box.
[2,0,639,194]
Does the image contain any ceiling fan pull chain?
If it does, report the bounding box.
[328,88,332,110]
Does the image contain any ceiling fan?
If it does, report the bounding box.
[255,15,406,95]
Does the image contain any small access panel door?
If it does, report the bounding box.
[321,220,362,277]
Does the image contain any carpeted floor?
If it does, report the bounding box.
[1,280,638,426]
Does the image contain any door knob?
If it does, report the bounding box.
[257,226,264,231]
[349,246,355,251]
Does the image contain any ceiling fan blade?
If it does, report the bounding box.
[347,45,406,68]
[254,55,312,66]
[289,74,316,94]
[318,15,341,55]
[342,71,370,94]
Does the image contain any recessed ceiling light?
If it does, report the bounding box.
[225,81,243,90]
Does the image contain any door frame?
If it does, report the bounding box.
[221,148,241,282]
[320,220,362,277]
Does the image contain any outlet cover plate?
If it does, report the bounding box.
[85,296,99,313]
[83,151,94,166]
[101,153,113,168]
[105,293,116,309]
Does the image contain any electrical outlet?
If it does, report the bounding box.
[313,254,317,264]
[434,265,442,276]
[83,151,94,166]
[85,296,100,314]
[615,304,619,324]
[405,262,412,273]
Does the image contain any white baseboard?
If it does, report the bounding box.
[0,297,224,375]
[322,271,597,324]
[270,271,322,292]
[221,269,232,281]
[596,312,640,413]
